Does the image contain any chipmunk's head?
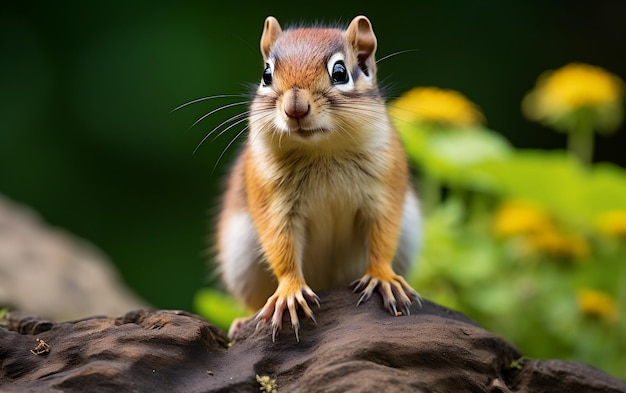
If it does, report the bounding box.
[250,15,388,149]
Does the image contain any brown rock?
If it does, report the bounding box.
[1,288,624,392]
[0,194,147,321]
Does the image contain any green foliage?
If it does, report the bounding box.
[193,287,248,332]
[471,152,626,226]
[0,308,8,322]
[401,124,513,188]
[399,121,626,379]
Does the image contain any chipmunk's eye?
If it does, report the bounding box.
[331,60,349,84]
[262,63,273,86]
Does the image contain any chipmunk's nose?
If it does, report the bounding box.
[283,88,311,119]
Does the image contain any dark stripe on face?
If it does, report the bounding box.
[352,64,361,83]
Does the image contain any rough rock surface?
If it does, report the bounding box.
[1,288,624,393]
[0,194,147,321]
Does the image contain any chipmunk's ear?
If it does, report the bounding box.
[345,15,377,77]
[261,16,282,61]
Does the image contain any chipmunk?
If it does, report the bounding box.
[216,15,421,341]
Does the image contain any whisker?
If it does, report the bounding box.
[376,49,419,64]
[170,94,248,113]
[247,110,276,146]
[331,104,389,119]
[193,115,246,155]
[211,126,249,175]
[213,116,249,141]
[278,129,284,151]
[249,126,262,148]
[205,112,249,141]
[338,122,359,145]
[332,103,388,112]
[249,109,276,125]
[385,103,433,122]
[189,101,249,129]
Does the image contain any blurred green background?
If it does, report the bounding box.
[1,0,625,376]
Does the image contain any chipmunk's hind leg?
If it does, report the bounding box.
[219,210,277,339]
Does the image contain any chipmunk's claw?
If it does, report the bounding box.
[352,273,420,316]
[257,283,319,342]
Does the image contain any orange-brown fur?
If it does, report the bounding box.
[217,15,421,341]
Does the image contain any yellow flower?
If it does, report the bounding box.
[576,288,619,322]
[522,63,624,133]
[596,210,626,238]
[493,200,552,238]
[530,230,589,260]
[493,199,589,260]
[389,87,485,128]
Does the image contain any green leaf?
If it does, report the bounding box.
[585,163,626,216]
[471,150,626,227]
[193,287,249,331]
[398,123,512,189]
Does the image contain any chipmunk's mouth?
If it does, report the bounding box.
[295,128,326,138]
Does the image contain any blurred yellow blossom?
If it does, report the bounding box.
[523,63,624,133]
[522,63,624,166]
[494,199,589,260]
[493,200,553,238]
[576,288,619,322]
[596,210,626,238]
[531,230,589,260]
[389,87,485,128]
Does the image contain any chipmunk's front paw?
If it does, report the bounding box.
[352,272,421,316]
[256,280,320,342]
